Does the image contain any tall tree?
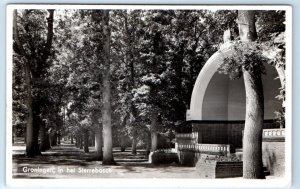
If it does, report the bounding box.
[13,9,55,157]
[238,10,265,179]
[92,110,103,160]
[100,10,115,165]
[219,10,266,179]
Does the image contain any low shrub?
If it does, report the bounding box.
[202,155,241,163]
[178,151,198,167]
[196,155,243,178]
[150,151,179,165]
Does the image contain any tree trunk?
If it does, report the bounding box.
[91,131,95,146]
[145,132,151,159]
[94,126,103,160]
[84,130,89,153]
[39,123,48,152]
[30,104,42,155]
[13,9,54,157]
[24,61,36,157]
[243,70,265,179]
[124,12,139,157]
[50,133,54,146]
[75,135,78,147]
[79,135,83,149]
[44,132,51,150]
[120,113,129,152]
[57,134,61,145]
[75,135,80,148]
[71,135,74,144]
[238,10,265,179]
[275,65,285,88]
[101,10,115,165]
[151,111,158,152]
[53,133,57,146]
[131,131,137,155]
[120,135,126,152]
[51,132,57,146]
[237,11,257,42]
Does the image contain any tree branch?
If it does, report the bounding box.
[13,10,27,56]
[41,9,54,62]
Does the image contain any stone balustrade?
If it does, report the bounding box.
[262,128,285,142]
[177,143,230,156]
[263,128,285,137]
[176,129,285,156]
[175,132,198,144]
[175,132,198,139]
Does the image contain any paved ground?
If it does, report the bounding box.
[12,141,199,179]
[12,141,279,179]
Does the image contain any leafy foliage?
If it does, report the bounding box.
[12,9,286,151]
[218,41,268,80]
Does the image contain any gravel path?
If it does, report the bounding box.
[12,141,199,179]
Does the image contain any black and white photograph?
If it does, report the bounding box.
[6,4,292,187]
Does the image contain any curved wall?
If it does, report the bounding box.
[202,63,281,120]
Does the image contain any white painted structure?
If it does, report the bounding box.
[189,43,282,121]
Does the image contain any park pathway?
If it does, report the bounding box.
[12,141,199,179]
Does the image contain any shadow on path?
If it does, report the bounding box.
[12,141,197,179]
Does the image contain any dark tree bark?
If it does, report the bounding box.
[39,122,46,152]
[120,135,126,152]
[150,110,158,152]
[30,102,42,155]
[123,13,139,156]
[145,132,151,159]
[75,135,78,147]
[91,131,95,146]
[238,10,265,179]
[172,42,186,124]
[75,134,80,148]
[57,134,61,145]
[51,132,57,146]
[94,126,103,160]
[131,131,137,155]
[44,132,51,150]
[24,60,35,156]
[148,31,162,152]
[120,113,129,152]
[71,135,74,144]
[39,122,50,151]
[79,134,83,149]
[83,130,89,153]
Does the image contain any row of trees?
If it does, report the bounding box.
[13,9,223,160]
[12,8,286,173]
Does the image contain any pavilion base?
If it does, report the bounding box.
[191,120,279,150]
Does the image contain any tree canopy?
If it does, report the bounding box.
[12,9,286,165]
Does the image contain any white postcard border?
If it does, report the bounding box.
[6,4,292,188]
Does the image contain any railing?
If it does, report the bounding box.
[262,128,285,142]
[175,132,198,144]
[175,132,198,139]
[263,128,285,138]
[175,128,285,156]
[177,143,230,156]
